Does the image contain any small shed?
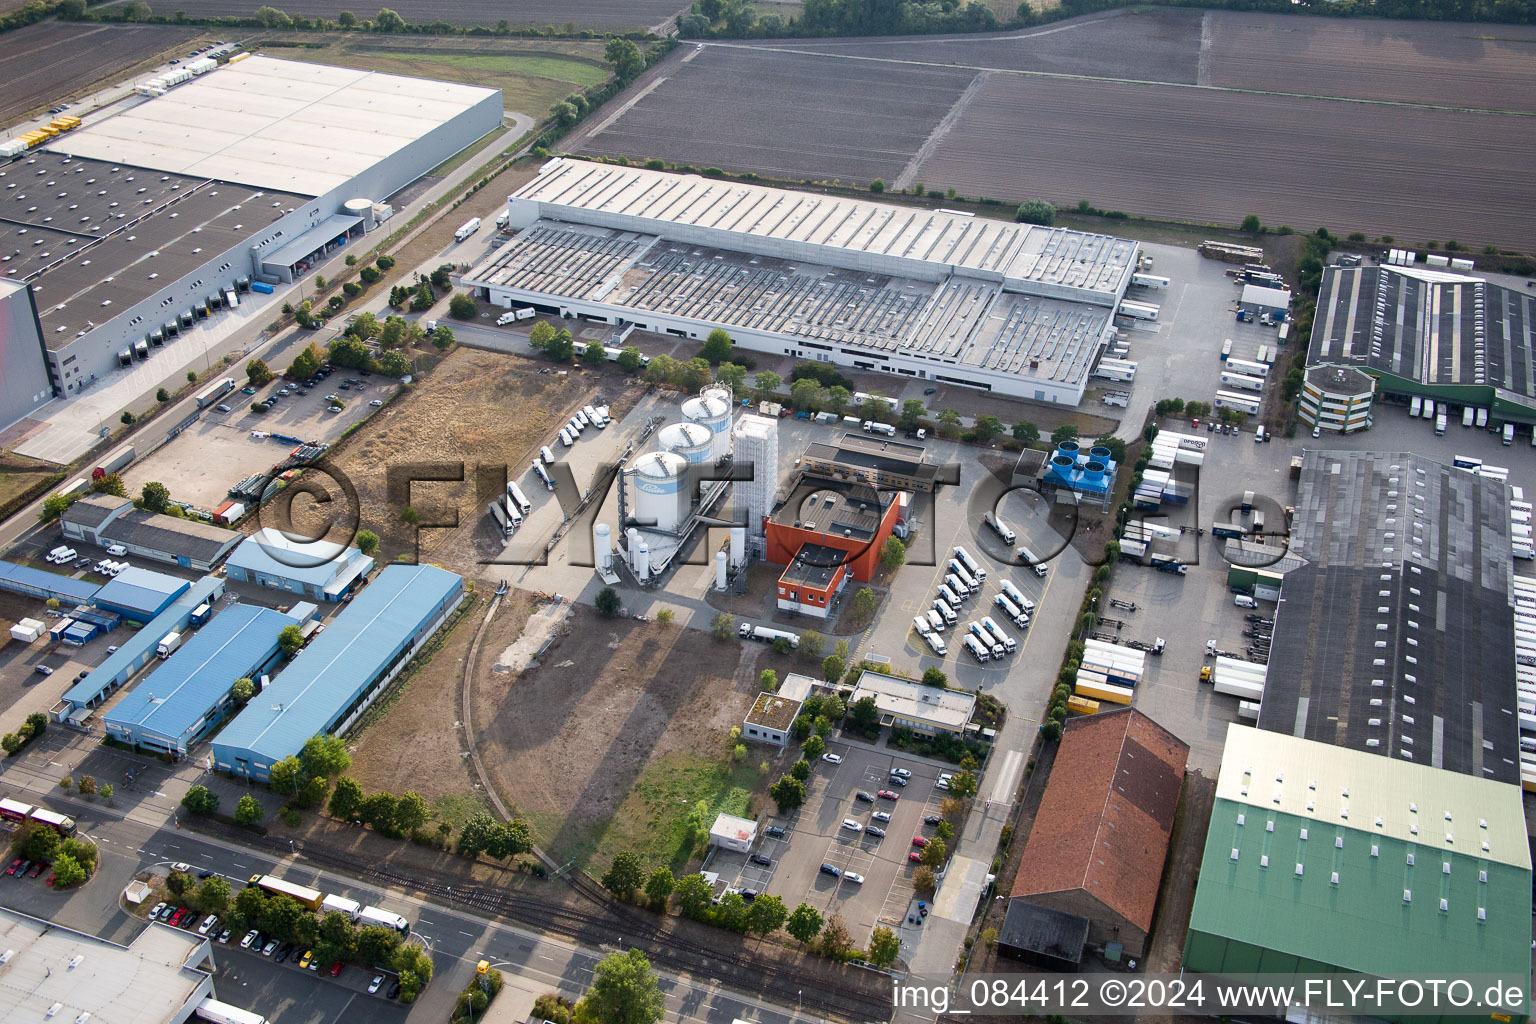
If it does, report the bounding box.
[1239,283,1292,317]
[708,813,758,854]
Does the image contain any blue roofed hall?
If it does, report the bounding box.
[212,564,464,780]
[224,528,374,601]
[0,560,99,606]
[57,576,225,722]
[103,604,297,756]
[92,566,190,620]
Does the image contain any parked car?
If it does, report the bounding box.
[890,768,912,779]
[911,836,930,848]
[878,790,900,801]
[218,929,232,945]
[215,404,232,413]
[149,902,167,920]
[330,962,344,977]
[262,939,278,956]
[34,665,52,676]
[242,387,257,395]
[198,869,215,879]
[923,815,943,826]
[844,872,865,885]
[241,930,260,949]
[45,873,55,887]
[908,852,925,863]
[763,825,786,839]
[854,791,874,803]
[840,819,863,833]
[865,826,886,838]
[369,399,383,407]
[168,909,185,927]
[821,753,842,765]
[298,950,313,969]
[198,915,219,936]
[819,863,842,878]
[872,811,891,823]
[369,975,384,994]
[387,981,402,999]
[157,905,175,921]
[886,775,908,787]
[274,943,292,962]
[749,854,772,866]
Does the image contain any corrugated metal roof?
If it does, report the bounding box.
[103,604,295,743]
[93,566,190,618]
[62,577,224,708]
[225,529,373,590]
[213,564,462,765]
[0,560,100,605]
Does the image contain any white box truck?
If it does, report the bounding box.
[913,615,932,636]
[496,311,517,326]
[321,895,361,920]
[923,631,948,657]
[454,218,480,242]
[926,609,946,632]
[539,445,557,465]
[507,481,532,515]
[1435,411,1448,436]
[157,631,183,658]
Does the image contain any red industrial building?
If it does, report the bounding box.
[765,478,900,585]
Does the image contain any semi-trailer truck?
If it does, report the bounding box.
[983,512,1015,544]
[954,546,985,582]
[1000,580,1035,613]
[981,616,1017,654]
[739,624,800,648]
[1014,545,1049,577]
[454,218,480,242]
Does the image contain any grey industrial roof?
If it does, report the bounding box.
[801,434,938,488]
[65,494,241,564]
[213,563,462,765]
[0,907,210,1024]
[50,55,500,198]
[103,603,294,742]
[514,160,1137,300]
[997,899,1089,964]
[780,542,847,587]
[258,214,361,269]
[1257,451,1519,783]
[1309,264,1536,405]
[93,565,189,617]
[61,493,126,529]
[771,477,890,540]
[63,576,223,707]
[225,528,373,592]
[0,150,306,347]
[0,559,99,605]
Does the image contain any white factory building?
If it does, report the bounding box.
[463,159,1142,403]
[0,55,500,421]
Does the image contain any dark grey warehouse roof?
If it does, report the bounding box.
[1257,451,1519,783]
[1308,264,1536,404]
[0,151,306,346]
[63,493,239,564]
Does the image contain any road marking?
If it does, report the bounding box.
[458,929,473,937]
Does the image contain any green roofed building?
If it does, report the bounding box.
[1185,725,1530,1022]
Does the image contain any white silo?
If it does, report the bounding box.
[657,422,714,465]
[628,451,690,533]
[594,522,612,571]
[729,527,746,568]
[731,413,779,541]
[625,527,641,569]
[716,549,729,590]
[634,539,650,581]
[682,391,732,463]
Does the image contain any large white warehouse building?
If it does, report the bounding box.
[463,159,1141,403]
[1,55,500,416]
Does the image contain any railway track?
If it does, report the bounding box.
[196,822,892,1021]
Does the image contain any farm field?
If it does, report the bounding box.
[576,45,973,183]
[0,22,201,125]
[1203,12,1536,111]
[102,0,686,29]
[911,74,1536,250]
[743,8,1202,84]
[262,37,614,115]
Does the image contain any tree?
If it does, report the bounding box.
[1015,199,1055,226]
[802,733,825,760]
[156,387,170,403]
[913,865,936,893]
[921,667,948,688]
[757,669,778,694]
[710,612,735,639]
[58,0,85,16]
[457,811,498,857]
[753,370,782,402]
[921,836,947,868]
[790,759,810,782]
[950,769,979,800]
[140,481,171,513]
[391,791,428,835]
[120,411,136,426]
[447,293,476,320]
[197,877,231,915]
[401,506,421,526]
[374,6,405,29]
[769,775,806,814]
[39,492,76,523]
[798,629,826,660]
[328,776,364,820]
[552,100,579,128]
[937,407,962,438]
[1,734,20,756]
[546,329,575,362]
[235,794,264,826]
[1241,213,1262,233]
[278,625,304,658]
[819,914,854,957]
[338,8,356,25]
[1012,420,1040,444]
[268,756,304,795]
[869,178,885,193]
[644,867,674,908]
[581,340,605,366]
[62,837,95,874]
[360,793,399,835]
[25,827,60,864]
[224,678,254,710]
[746,892,788,936]
[824,385,851,415]
[785,903,823,947]
[167,869,194,897]
[529,321,556,350]
[594,586,621,616]
[101,782,115,805]
[354,530,380,558]
[51,853,85,889]
[715,362,748,394]
[674,873,713,917]
[900,399,926,430]
[822,654,845,683]
[582,948,664,1024]
[288,342,323,380]
[604,37,646,81]
[655,609,674,626]
[617,346,643,372]
[602,852,645,901]
[246,358,274,386]
[699,328,733,364]
[181,785,219,816]
[880,536,905,572]
[319,910,357,959]
[974,414,1004,442]
[851,587,877,621]
[849,696,879,733]
[431,326,455,351]
[935,820,954,842]
[378,350,409,378]
[1050,424,1080,446]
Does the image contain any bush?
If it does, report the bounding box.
[359,266,381,284]
[449,293,477,320]
[376,254,396,270]
[1015,199,1055,225]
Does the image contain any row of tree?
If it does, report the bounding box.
[8,821,97,889]
[1,712,49,757]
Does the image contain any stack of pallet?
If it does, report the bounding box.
[1075,639,1146,706]
[1199,240,1266,264]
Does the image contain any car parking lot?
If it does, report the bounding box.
[212,932,410,1024]
[712,740,954,943]
[119,368,398,509]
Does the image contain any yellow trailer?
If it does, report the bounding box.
[1075,680,1134,706]
[1066,695,1100,715]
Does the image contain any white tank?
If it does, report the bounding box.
[716,549,729,590]
[657,422,714,464]
[729,527,746,567]
[682,392,732,463]
[629,451,690,533]
[594,523,612,571]
[626,527,641,563]
[634,539,650,581]
[344,197,375,229]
